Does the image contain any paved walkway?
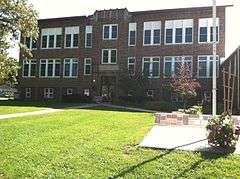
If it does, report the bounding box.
[139,125,240,154]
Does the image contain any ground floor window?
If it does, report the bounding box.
[67,88,73,95]
[147,89,154,97]
[44,88,54,99]
[25,88,31,98]
[171,92,183,102]
[204,91,211,102]
[84,89,90,96]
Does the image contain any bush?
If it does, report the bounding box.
[206,113,239,148]
[143,101,173,112]
[62,94,92,103]
[179,105,203,115]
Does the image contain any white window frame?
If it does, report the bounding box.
[128,23,137,46]
[44,88,54,99]
[85,26,93,48]
[103,24,118,40]
[66,88,73,95]
[25,88,31,98]
[84,58,92,75]
[147,89,154,97]
[164,19,193,45]
[22,59,36,78]
[197,55,219,78]
[41,28,62,49]
[24,37,37,50]
[163,56,193,78]
[198,18,219,44]
[63,58,78,78]
[39,59,61,78]
[142,57,160,78]
[143,21,161,46]
[101,49,117,64]
[128,57,135,75]
[64,26,79,48]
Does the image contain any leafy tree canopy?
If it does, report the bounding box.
[0,0,38,85]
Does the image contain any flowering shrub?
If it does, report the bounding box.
[206,113,239,148]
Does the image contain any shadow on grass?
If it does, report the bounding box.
[109,139,231,179]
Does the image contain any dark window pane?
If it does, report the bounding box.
[166,29,173,43]
[73,34,78,47]
[40,63,46,76]
[128,64,135,75]
[143,62,150,76]
[111,50,116,63]
[198,61,207,77]
[23,63,29,76]
[56,35,61,48]
[103,50,109,63]
[144,30,151,44]
[30,63,36,76]
[210,26,219,42]
[65,34,71,47]
[129,31,136,45]
[64,63,70,76]
[55,63,60,76]
[32,40,37,49]
[111,25,118,39]
[185,27,192,43]
[86,33,92,47]
[48,63,53,76]
[85,65,91,75]
[48,35,54,48]
[25,37,31,48]
[200,27,208,42]
[72,63,78,76]
[175,28,183,43]
[104,26,109,39]
[153,29,160,44]
[42,35,47,48]
[152,61,159,77]
[164,61,172,77]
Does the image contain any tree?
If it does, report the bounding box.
[170,62,201,109]
[0,0,38,85]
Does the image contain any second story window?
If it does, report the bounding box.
[85,26,92,48]
[142,57,160,78]
[23,59,36,77]
[102,49,117,64]
[143,21,161,46]
[25,37,37,50]
[199,18,219,43]
[198,56,219,78]
[103,24,118,40]
[65,26,79,48]
[165,19,193,44]
[40,59,61,77]
[64,58,78,78]
[164,56,193,78]
[84,58,92,75]
[41,28,62,49]
[128,23,137,46]
[128,57,135,75]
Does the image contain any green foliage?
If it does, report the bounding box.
[0,0,38,84]
[179,105,203,115]
[206,113,238,148]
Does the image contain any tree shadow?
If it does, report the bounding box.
[109,139,231,179]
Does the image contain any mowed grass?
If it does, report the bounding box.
[0,106,240,178]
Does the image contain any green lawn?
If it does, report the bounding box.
[0,106,239,178]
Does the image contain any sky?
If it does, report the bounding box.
[10,0,240,59]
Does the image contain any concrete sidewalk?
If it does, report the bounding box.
[139,125,240,154]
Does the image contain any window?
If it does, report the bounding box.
[84,58,92,75]
[103,24,118,40]
[128,23,136,46]
[197,55,219,78]
[204,91,211,102]
[198,18,219,43]
[84,89,90,96]
[143,21,161,45]
[128,57,135,75]
[65,26,79,48]
[101,49,117,64]
[41,28,62,49]
[164,56,193,78]
[25,37,37,50]
[85,26,92,48]
[23,59,36,77]
[40,59,61,77]
[44,88,54,99]
[25,88,31,98]
[171,93,183,102]
[67,88,73,95]
[142,57,160,78]
[165,19,193,44]
[147,90,154,97]
[64,58,78,77]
